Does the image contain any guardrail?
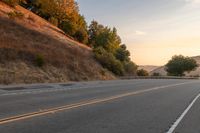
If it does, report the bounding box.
[120,76,199,80]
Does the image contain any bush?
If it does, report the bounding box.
[94,47,124,76]
[124,61,138,76]
[152,72,160,76]
[137,69,149,76]
[35,54,44,67]
[59,21,76,37]
[7,11,24,19]
[73,29,89,44]
[48,17,58,27]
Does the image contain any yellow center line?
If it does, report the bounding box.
[0,81,194,125]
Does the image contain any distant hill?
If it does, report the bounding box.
[150,56,200,76]
[0,2,114,84]
[138,65,159,73]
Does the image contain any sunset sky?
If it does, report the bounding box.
[77,0,200,65]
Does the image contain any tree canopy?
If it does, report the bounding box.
[165,55,198,76]
[137,69,149,76]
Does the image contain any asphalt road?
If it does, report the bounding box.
[0,79,200,133]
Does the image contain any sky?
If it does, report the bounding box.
[76,0,200,66]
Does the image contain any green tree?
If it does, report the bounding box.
[137,69,149,76]
[88,21,121,53]
[94,47,124,76]
[165,55,198,76]
[115,44,130,62]
[124,61,138,76]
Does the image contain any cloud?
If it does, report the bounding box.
[135,30,147,36]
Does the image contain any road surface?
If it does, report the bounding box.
[0,79,200,133]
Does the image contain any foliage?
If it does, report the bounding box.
[48,17,58,26]
[17,0,138,76]
[123,61,138,76]
[137,69,149,76]
[88,21,137,76]
[165,55,198,76]
[152,72,160,76]
[7,11,24,19]
[21,0,88,43]
[73,28,88,44]
[94,47,124,76]
[35,54,44,67]
[88,21,121,52]
[115,44,130,62]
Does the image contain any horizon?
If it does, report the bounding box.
[77,0,200,66]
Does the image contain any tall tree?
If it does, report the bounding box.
[88,21,121,52]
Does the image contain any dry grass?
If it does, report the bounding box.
[0,2,115,84]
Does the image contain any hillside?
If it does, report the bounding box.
[138,65,159,73]
[0,2,115,84]
[150,56,200,76]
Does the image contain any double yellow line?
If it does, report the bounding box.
[0,82,192,125]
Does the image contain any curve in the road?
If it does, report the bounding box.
[0,82,194,125]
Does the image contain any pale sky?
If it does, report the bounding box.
[76,0,200,65]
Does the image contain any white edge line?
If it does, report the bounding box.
[166,92,200,133]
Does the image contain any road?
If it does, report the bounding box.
[0,79,200,133]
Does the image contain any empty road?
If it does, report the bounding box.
[0,79,200,133]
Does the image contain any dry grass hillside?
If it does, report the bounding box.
[0,2,115,84]
[138,65,159,73]
[150,56,200,76]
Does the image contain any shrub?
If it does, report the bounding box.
[59,21,76,36]
[7,11,24,19]
[73,29,89,44]
[152,72,160,76]
[124,61,138,76]
[35,54,44,67]
[94,47,124,76]
[48,17,58,27]
[137,69,149,76]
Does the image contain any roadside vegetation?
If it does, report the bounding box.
[165,55,198,76]
[2,0,138,76]
[137,69,149,76]
[2,0,198,80]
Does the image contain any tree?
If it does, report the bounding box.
[28,0,79,24]
[124,61,138,76]
[115,44,130,62]
[137,69,149,76]
[88,21,121,52]
[165,55,198,76]
[21,0,88,43]
[94,47,124,76]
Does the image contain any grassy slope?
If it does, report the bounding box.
[138,65,159,73]
[0,2,114,84]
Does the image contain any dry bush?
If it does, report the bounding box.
[7,11,24,19]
